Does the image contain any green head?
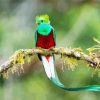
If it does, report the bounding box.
[35,14,52,35]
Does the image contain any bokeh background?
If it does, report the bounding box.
[0,0,100,100]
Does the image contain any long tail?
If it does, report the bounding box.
[41,55,100,91]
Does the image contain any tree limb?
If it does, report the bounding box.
[0,47,100,78]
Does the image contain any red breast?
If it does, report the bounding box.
[36,30,55,49]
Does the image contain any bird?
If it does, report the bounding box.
[35,14,56,79]
[34,14,100,91]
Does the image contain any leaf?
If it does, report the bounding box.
[87,47,96,51]
[93,37,100,45]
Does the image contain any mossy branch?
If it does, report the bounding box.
[0,47,100,78]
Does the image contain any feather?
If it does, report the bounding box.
[41,56,100,91]
[41,56,52,78]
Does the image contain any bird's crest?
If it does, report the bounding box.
[36,14,50,24]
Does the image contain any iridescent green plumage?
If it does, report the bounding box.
[36,14,50,24]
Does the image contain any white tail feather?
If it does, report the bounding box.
[49,56,55,78]
[41,56,55,79]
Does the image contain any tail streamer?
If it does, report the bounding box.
[41,56,100,91]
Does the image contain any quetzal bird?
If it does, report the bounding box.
[34,14,100,91]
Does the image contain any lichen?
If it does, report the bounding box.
[1,49,35,78]
[62,56,78,71]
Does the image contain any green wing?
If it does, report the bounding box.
[52,27,56,46]
[34,30,37,46]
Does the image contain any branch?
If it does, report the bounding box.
[0,47,100,78]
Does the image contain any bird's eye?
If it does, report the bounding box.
[41,20,43,23]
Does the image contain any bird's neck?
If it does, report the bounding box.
[37,23,52,35]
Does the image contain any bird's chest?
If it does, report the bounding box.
[36,31,55,49]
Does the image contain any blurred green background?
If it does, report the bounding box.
[0,0,100,100]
